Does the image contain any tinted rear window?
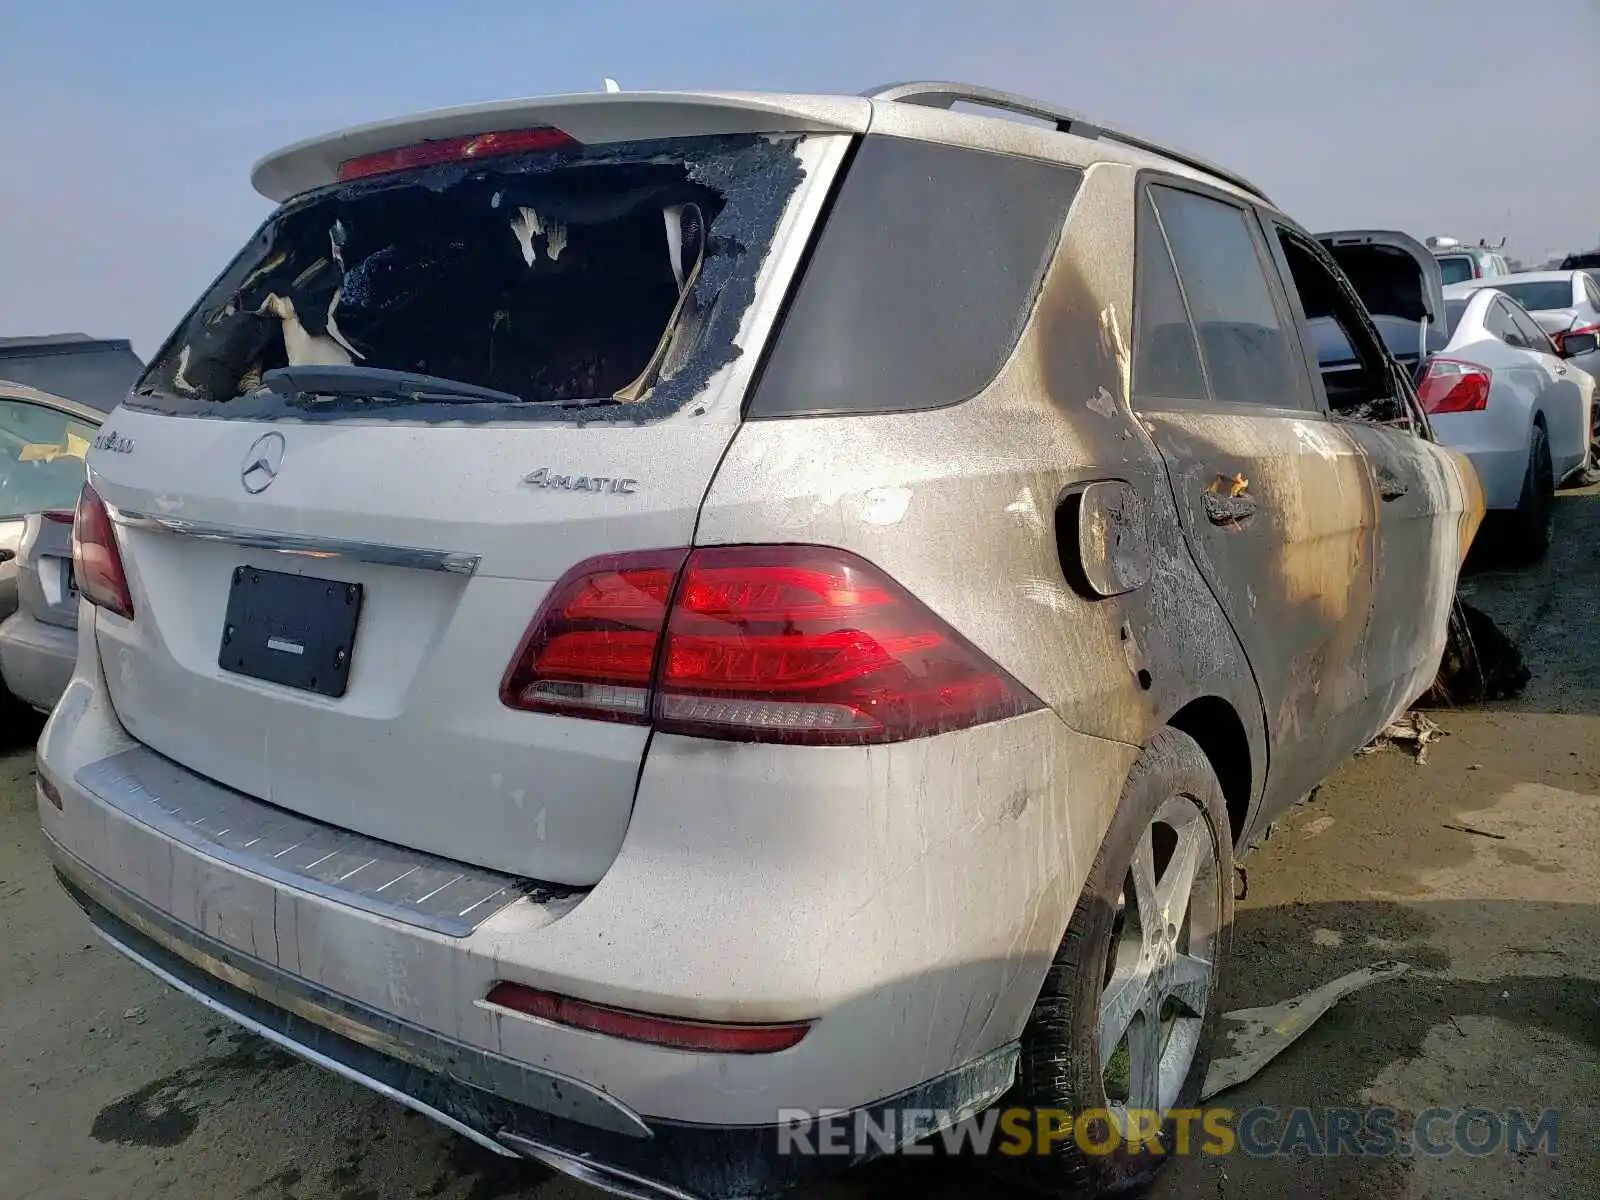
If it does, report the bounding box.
[1436,256,1476,285]
[1491,281,1574,313]
[132,135,807,422]
[747,136,1081,419]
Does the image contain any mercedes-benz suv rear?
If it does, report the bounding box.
[39,83,1483,1200]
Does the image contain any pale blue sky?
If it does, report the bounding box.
[3,0,1597,357]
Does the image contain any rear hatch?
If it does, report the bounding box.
[85,96,859,885]
[1317,229,1447,375]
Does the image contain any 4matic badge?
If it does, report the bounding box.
[523,468,637,495]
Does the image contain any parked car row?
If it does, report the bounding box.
[8,80,1560,1200]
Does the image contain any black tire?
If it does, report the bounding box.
[1510,424,1555,563]
[1000,728,1234,1197]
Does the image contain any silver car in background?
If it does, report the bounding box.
[0,510,79,711]
[1447,270,1600,387]
[0,381,104,713]
[1428,236,1512,286]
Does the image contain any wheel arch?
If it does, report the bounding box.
[1165,695,1254,851]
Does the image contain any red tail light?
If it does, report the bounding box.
[71,484,134,619]
[41,510,75,524]
[485,982,811,1054]
[336,127,577,181]
[502,546,1041,745]
[1554,323,1600,354]
[1417,359,1492,414]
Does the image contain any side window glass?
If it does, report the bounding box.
[1486,301,1525,348]
[1132,193,1208,399]
[1509,305,1554,354]
[0,400,95,520]
[1149,186,1305,408]
[1585,278,1600,310]
[1271,228,1405,422]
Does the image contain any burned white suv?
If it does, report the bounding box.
[40,82,1480,1198]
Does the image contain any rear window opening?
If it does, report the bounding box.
[133,134,807,422]
[1279,235,1411,424]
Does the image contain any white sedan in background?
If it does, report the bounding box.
[1427,286,1597,558]
[1446,271,1600,387]
[1314,233,1594,562]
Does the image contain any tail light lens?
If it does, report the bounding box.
[499,550,687,724]
[1417,359,1492,414]
[71,484,134,619]
[337,127,577,181]
[502,546,1041,745]
[41,510,75,524]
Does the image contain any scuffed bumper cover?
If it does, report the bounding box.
[52,843,1016,1200]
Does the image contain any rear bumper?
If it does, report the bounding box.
[50,839,1014,1199]
[0,609,74,712]
[38,629,1135,1194]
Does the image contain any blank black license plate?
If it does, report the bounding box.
[218,566,363,698]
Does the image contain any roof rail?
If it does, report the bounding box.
[864,81,1271,204]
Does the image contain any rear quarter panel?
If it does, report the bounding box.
[695,160,1266,936]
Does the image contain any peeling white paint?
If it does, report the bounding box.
[1099,303,1131,401]
[1003,487,1046,534]
[861,486,912,526]
[1086,386,1117,418]
[511,207,543,266]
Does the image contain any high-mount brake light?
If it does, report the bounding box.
[336,127,578,181]
[501,545,1042,744]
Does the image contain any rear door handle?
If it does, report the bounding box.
[1203,473,1257,526]
[1375,465,1409,501]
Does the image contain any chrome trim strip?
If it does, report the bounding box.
[497,1135,702,1200]
[107,505,480,575]
[91,925,520,1159]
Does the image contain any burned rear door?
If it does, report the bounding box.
[1131,180,1381,820]
[1278,225,1473,721]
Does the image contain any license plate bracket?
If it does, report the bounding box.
[219,567,362,698]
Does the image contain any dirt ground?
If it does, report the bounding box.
[3,493,1597,1200]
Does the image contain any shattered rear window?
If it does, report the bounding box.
[132,134,807,423]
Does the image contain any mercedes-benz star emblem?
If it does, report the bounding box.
[241,432,286,494]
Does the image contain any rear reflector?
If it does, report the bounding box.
[501,545,1041,744]
[484,983,811,1054]
[71,484,134,620]
[1417,358,1492,414]
[336,127,578,181]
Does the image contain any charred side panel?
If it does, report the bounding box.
[699,160,1267,854]
[1339,421,1477,725]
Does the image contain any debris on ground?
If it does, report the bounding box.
[1420,598,1531,705]
[1201,962,1410,1100]
[1360,711,1445,764]
[1442,821,1507,841]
